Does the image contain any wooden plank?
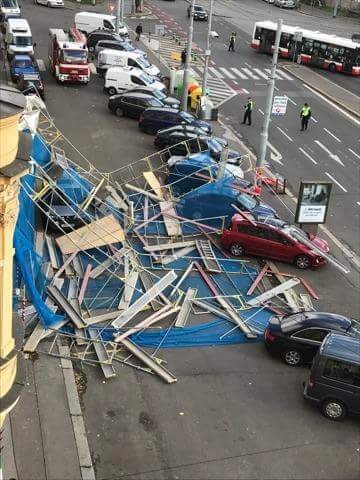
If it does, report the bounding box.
[160,201,182,237]
[175,288,197,327]
[144,240,196,252]
[56,215,125,255]
[47,285,87,329]
[105,186,128,211]
[78,265,92,305]
[299,293,314,311]
[118,270,139,310]
[139,271,165,311]
[143,171,164,199]
[266,262,300,312]
[247,265,268,296]
[89,248,127,279]
[125,183,162,202]
[161,246,195,265]
[112,271,177,329]
[80,178,105,212]
[247,278,300,307]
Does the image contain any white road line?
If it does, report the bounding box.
[348,148,360,160]
[219,67,236,79]
[357,202,360,207]
[286,96,297,106]
[208,67,224,78]
[314,140,344,166]
[303,84,360,126]
[258,108,264,115]
[276,126,293,142]
[274,85,279,91]
[230,67,247,79]
[323,127,341,143]
[299,147,317,165]
[264,68,282,79]
[325,172,348,192]
[241,67,259,80]
[252,68,269,80]
[277,69,293,80]
[311,117,318,123]
[242,88,250,94]
[244,62,252,68]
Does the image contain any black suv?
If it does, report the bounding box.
[108,92,165,119]
[187,5,208,20]
[87,31,126,52]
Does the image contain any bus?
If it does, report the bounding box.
[251,21,360,75]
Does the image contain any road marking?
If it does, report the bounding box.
[315,140,344,166]
[230,67,247,79]
[258,108,264,115]
[285,96,297,106]
[209,67,224,78]
[276,126,293,142]
[323,127,341,143]
[276,69,293,80]
[267,141,283,165]
[348,148,360,160]
[264,68,283,80]
[303,84,360,127]
[299,147,317,165]
[36,59,46,71]
[241,67,259,80]
[357,202,360,207]
[219,67,236,79]
[325,172,348,192]
[274,85,279,91]
[242,88,249,94]
[252,68,269,80]
[89,63,97,74]
[244,62,252,68]
[311,117,318,123]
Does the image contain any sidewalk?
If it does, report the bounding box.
[282,63,360,118]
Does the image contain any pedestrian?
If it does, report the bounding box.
[228,32,236,52]
[181,48,187,67]
[300,102,311,131]
[135,0,141,13]
[242,97,253,126]
[135,23,143,41]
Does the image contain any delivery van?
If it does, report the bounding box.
[104,66,165,95]
[5,18,34,58]
[74,12,128,37]
[0,0,20,22]
[97,49,160,77]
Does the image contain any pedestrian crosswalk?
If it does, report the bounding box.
[191,65,294,83]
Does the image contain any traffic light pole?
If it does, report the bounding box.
[180,0,195,112]
[255,18,282,187]
[202,0,214,97]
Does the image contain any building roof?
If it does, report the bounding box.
[0,83,25,119]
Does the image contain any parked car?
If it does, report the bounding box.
[124,87,179,108]
[304,332,360,420]
[97,49,160,77]
[35,0,64,7]
[154,125,216,148]
[264,312,359,366]
[87,30,128,52]
[139,107,212,135]
[274,0,296,7]
[263,0,275,3]
[221,216,328,269]
[10,54,38,81]
[75,12,128,37]
[108,92,165,119]
[188,4,208,20]
[94,39,146,59]
[104,67,165,95]
[17,72,45,99]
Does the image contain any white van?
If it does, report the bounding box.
[97,49,160,77]
[104,66,165,96]
[0,0,20,34]
[75,12,128,37]
[35,0,64,8]
[5,18,34,57]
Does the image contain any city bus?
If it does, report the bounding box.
[251,21,360,75]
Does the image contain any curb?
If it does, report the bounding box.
[282,65,360,120]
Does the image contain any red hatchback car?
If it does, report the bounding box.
[221,215,329,269]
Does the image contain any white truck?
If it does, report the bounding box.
[74,12,128,37]
[104,67,165,95]
[5,18,34,58]
[97,50,160,78]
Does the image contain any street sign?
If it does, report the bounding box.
[294,31,303,42]
[295,181,332,224]
[154,24,165,35]
[271,96,288,116]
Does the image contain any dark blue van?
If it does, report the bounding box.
[138,107,212,135]
[304,332,360,420]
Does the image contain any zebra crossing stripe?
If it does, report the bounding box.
[252,68,269,80]
[264,68,283,79]
[241,67,260,80]
[277,69,294,80]
[230,67,247,79]
[219,67,236,79]
[208,67,224,78]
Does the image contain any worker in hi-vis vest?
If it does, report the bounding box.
[242,97,254,126]
[300,103,312,131]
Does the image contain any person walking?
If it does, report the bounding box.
[300,103,311,131]
[135,23,143,41]
[181,48,187,67]
[228,32,236,52]
[242,97,254,126]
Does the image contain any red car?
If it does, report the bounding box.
[221,215,329,269]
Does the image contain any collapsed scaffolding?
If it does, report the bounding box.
[17,108,319,383]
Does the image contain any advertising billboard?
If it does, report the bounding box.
[295,181,332,224]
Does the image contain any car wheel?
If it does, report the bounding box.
[115,107,124,117]
[328,63,337,73]
[295,255,311,269]
[283,349,302,366]
[108,87,117,96]
[88,46,94,53]
[230,243,245,257]
[321,399,346,421]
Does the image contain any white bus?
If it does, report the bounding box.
[252,21,360,76]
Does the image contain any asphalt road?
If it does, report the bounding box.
[142,0,360,255]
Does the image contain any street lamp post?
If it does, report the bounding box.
[202,0,214,99]
[255,18,282,187]
[180,0,195,112]
[116,0,121,31]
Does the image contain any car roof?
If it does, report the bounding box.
[144,107,179,113]
[321,332,360,364]
[119,92,157,99]
[13,54,32,60]
[97,39,123,44]
[281,312,351,332]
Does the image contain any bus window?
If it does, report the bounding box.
[326,44,345,62]
[280,32,291,49]
[254,27,262,40]
[301,38,313,55]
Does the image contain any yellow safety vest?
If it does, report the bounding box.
[248,100,253,111]
[301,106,311,117]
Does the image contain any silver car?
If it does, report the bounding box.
[275,0,296,7]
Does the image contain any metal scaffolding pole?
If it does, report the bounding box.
[255,18,282,186]
[202,0,214,97]
[181,0,195,112]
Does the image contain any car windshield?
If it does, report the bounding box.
[15,59,32,68]
[137,56,151,68]
[153,90,165,100]
[194,6,204,11]
[208,138,221,153]
[348,319,360,338]
[2,0,17,6]
[121,42,134,51]
[140,72,154,84]
[180,111,194,123]
[280,313,306,333]
[14,36,32,46]
[237,193,257,210]
[62,50,87,63]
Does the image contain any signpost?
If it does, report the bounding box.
[154,24,165,35]
[295,181,332,225]
[271,96,288,116]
